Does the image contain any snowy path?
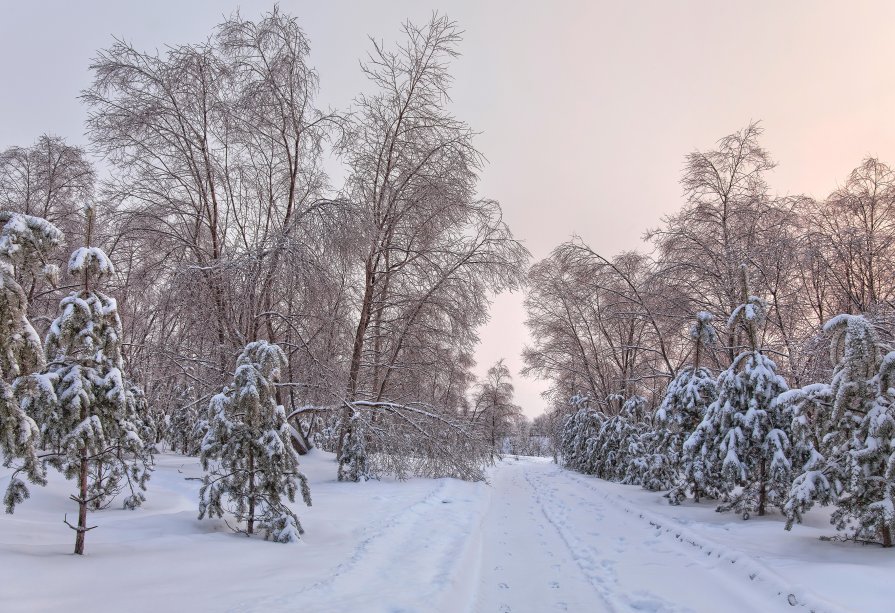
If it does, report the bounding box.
[473,458,781,613]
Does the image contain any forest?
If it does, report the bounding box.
[1,5,894,567]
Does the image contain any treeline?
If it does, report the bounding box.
[0,9,529,493]
[530,125,895,546]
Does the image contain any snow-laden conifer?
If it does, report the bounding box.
[559,394,601,473]
[783,314,895,546]
[0,212,62,511]
[337,410,372,482]
[199,340,311,542]
[663,312,719,502]
[30,206,152,553]
[170,402,203,455]
[684,272,791,517]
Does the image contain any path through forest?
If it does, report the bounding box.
[473,458,782,613]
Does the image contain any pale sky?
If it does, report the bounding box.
[3,1,895,417]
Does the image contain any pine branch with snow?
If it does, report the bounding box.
[0,212,62,513]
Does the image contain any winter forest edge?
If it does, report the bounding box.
[0,5,894,610]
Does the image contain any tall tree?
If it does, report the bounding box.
[83,8,345,443]
[335,14,527,477]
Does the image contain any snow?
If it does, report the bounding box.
[67,246,115,279]
[1,453,892,612]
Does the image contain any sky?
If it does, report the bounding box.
[3,1,895,417]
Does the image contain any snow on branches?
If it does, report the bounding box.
[199,341,311,543]
[783,314,895,546]
[0,212,61,513]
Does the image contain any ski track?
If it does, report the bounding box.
[472,460,789,613]
[558,470,850,613]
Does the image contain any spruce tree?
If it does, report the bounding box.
[34,206,152,554]
[784,314,895,546]
[170,402,202,455]
[0,212,61,512]
[685,272,791,517]
[664,312,719,503]
[199,341,311,542]
[560,394,601,473]
[337,410,372,482]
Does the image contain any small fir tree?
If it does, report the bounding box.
[684,271,791,517]
[0,212,62,511]
[783,314,895,546]
[199,341,311,542]
[664,312,720,502]
[32,206,152,554]
[170,402,203,455]
[560,394,601,473]
[337,410,372,482]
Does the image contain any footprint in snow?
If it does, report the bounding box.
[498,582,510,590]
[499,604,512,613]
[549,581,560,589]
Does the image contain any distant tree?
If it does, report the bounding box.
[336,14,528,478]
[471,360,522,454]
[199,341,311,542]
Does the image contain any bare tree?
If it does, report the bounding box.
[469,360,522,454]
[334,14,529,478]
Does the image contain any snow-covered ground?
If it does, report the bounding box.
[0,453,889,612]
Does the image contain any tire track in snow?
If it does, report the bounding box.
[523,461,796,612]
[523,467,674,612]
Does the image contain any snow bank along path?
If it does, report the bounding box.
[0,453,873,612]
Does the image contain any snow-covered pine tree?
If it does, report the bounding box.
[170,402,203,455]
[199,340,311,542]
[663,312,720,502]
[560,393,601,473]
[578,394,643,482]
[0,212,62,512]
[783,314,895,546]
[684,270,791,518]
[337,410,372,482]
[34,206,152,554]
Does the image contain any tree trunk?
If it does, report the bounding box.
[247,446,255,535]
[757,458,766,517]
[74,442,88,554]
[882,525,892,548]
